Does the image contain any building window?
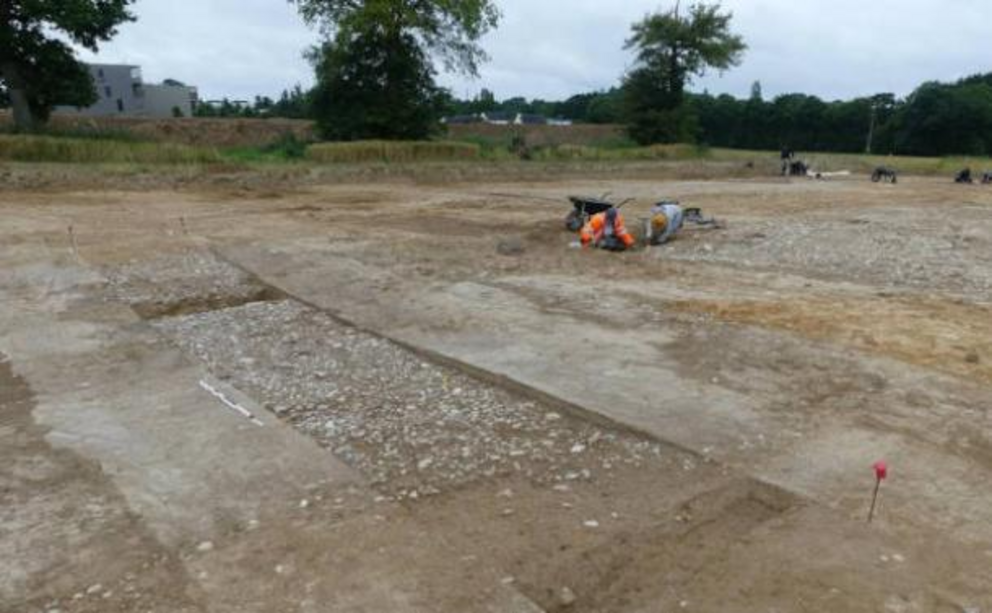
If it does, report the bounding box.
[105,86,112,98]
[98,68,105,79]
[117,99,124,113]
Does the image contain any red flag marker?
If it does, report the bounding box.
[868,461,888,523]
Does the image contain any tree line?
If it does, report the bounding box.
[193,86,312,119]
[425,72,992,157]
[3,1,992,157]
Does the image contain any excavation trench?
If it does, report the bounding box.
[101,248,982,611]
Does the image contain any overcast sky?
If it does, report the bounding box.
[78,0,991,103]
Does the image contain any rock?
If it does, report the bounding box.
[197,541,214,553]
[299,499,310,509]
[86,584,103,595]
[559,587,577,607]
[583,520,600,528]
[496,237,525,257]
[965,351,980,364]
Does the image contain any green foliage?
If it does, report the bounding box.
[310,28,445,140]
[196,86,312,119]
[0,134,220,164]
[0,0,135,129]
[623,2,746,145]
[894,81,992,156]
[222,133,311,164]
[265,132,309,159]
[290,0,499,76]
[307,140,480,163]
[691,73,992,156]
[442,88,622,124]
[290,0,499,140]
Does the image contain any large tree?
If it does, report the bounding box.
[623,2,745,144]
[290,0,499,140]
[0,1,135,130]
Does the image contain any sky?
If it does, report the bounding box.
[78,0,992,103]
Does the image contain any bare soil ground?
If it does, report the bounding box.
[2,169,992,612]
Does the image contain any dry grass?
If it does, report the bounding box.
[531,143,706,161]
[708,148,992,175]
[0,112,316,148]
[0,134,222,164]
[445,123,625,148]
[306,140,481,163]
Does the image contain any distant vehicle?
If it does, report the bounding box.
[871,167,898,184]
[955,168,975,184]
[785,160,808,177]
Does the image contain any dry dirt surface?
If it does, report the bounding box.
[2,170,992,612]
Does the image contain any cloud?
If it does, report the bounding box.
[79,0,992,102]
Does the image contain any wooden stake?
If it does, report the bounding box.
[868,460,888,523]
[867,478,881,523]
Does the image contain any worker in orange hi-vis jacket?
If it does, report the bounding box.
[580,208,636,252]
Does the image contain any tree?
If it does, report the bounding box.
[290,0,499,140]
[0,1,135,130]
[309,28,444,139]
[894,82,992,156]
[750,80,763,102]
[622,2,745,144]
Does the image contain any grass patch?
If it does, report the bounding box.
[307,140,481,163]
[0,134,221,164]
[224,132,311,164]
[529,143,708,161]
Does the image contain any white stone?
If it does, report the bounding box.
[559,587,577,607]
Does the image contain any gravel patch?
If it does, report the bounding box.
[104,253,280,318]
[668,211,992,297]
[154,300,669,498]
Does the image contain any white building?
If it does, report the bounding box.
[58,64,198,118]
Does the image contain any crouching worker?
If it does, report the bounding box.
[580,208,635,252]
[648,201,685,246]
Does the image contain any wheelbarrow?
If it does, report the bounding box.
[564,194,633,232]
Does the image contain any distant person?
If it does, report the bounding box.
[648,201,685,246]
[983,171,992,185]
[955,168,974,184]
[780,146,794,175]
[580,208,635,252]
